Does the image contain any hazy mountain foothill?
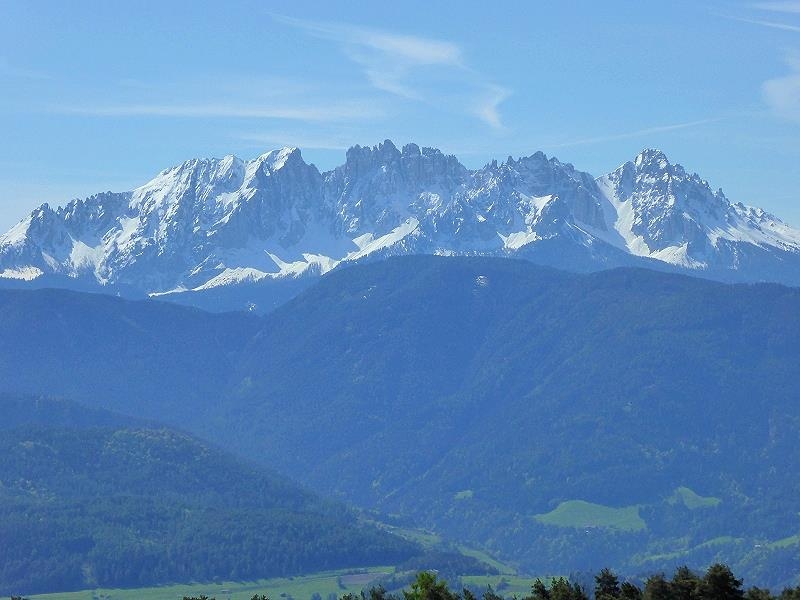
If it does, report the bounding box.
[0,249,798,593]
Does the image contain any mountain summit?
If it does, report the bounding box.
[1,142,798,311]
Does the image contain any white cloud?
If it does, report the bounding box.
[273,15,462,68]
[725,14,800,32]
[47,102,384,121]
[722,10,800,122]
[763,56,800,122]
[273,16,462,101]
[752,1,800,14]
[472,85,512,130]
[549,118,723,149]
[115,75,313,98]
[274,15,509,130]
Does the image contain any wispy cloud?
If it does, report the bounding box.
[274,15,462,100]
[725,14,800,32]
[763,54,800,122]
[752,1,800,14]
[47,102,384,121]
[42,72,378,125]
[549,118,724,149]
[273,15,463,68]
[274,15,509,129]
[472,85,512,131]
[721,7,800,123]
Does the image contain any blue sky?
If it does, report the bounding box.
[1,0,799,230]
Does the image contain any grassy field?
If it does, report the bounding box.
[369,523,443,548]
[767,533,800,549]
[669,486,721,510]
[28,522,523,600]
[457,546,517,576]
[28,567,393,600]
[372,522,518,576]
[461,575,554,597]
[634,535,744,564]
[696,536,741,549]
[534,500,646,532]
[26,567,544,600]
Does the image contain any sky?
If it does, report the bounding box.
[1,0,799,231]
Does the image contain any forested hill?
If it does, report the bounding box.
[0,288,256,423]
[1,258,800,585]
[0,396,419,595]
[223,257,800,585]
[0,393,146,430]
[230,256,800,505]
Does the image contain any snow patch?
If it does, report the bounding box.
[499,230,541,251]
[346,218,420,261]
[652,243,707,269]
[0,266,43,280]
[69,239,104,271]
[195,267,268,290]
[0,217,32,247]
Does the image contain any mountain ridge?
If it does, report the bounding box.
[1,141,798,312]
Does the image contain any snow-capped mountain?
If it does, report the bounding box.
[596,149,800,275]
[1,140,799,311]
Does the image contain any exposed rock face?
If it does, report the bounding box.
[2,141,798,310]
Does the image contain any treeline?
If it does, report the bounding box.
[355,566,799,600]
[0,498,416,593]
[176,564,800,600]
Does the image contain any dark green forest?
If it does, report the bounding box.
[0,397,418,595]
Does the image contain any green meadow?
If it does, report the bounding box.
[29,567,393,600]
[534,500,646,532]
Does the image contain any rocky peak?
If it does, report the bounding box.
[634,148,669,169]
[342,140,401,176]
[2,142,800,300]
[252,147,307,174]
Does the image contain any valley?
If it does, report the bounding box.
[1,256,799,591]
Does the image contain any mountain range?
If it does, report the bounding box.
[2,256,799,588]
[1,141,799,312]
